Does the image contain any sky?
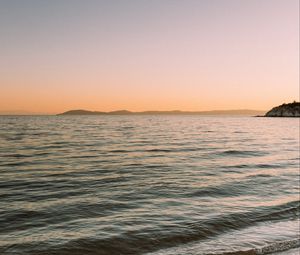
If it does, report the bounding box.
[0,0,299,113]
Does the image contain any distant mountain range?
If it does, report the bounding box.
[58,109,266,116]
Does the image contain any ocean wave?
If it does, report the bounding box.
[189,176,287,198]
[2,201,298,255]
[217,150,267,157]
[222,163,287,169]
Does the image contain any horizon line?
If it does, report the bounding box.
[0,108,267,116]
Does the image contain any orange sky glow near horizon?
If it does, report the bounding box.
[0,0,299,114]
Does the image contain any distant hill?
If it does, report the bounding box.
[265,102,300,117]
[59,110,107,115]
[58,109,266,116]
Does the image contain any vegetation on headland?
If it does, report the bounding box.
[265,101,300,117]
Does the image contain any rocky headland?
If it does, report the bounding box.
[265,102,300,117]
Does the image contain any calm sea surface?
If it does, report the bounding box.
[0,116,299,255]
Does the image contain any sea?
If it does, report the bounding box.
[0,115,299,255]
